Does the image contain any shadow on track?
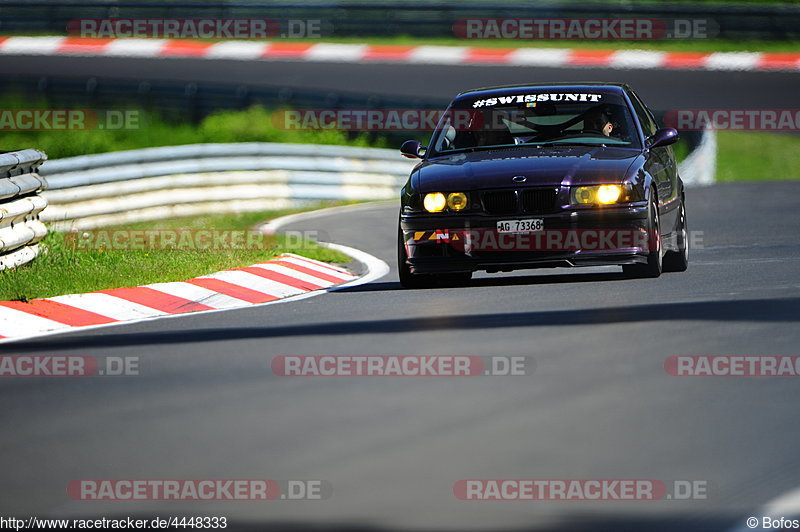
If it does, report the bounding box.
[340,270,630,293]
[9,297,800,352]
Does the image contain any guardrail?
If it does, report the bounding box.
[0,149,49,270]
[39,143,417,230]
[39,131,716,232]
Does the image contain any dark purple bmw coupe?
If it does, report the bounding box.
[398,82,688,288]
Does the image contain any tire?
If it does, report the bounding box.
[398,227,472,288]
[663,198,689,273]
[399,227,427,288]
[623,191,662,279]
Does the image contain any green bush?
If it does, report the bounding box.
[0,99,387,159]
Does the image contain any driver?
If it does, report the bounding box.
[472,110,515,147]
[583,108,613,137]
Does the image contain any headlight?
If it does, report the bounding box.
[423,192,468,212]
[596,185,622,204]
[423,192,447,212]
[446,192,468,211]
[571,184,628,206]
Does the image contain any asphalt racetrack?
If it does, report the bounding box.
[1,54,799,109]
[2,179,800,531]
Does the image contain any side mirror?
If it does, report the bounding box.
[401,140,427,159]
[646,128,679,149]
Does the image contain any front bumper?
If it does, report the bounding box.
[400,203,651,274]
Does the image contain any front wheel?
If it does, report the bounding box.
[398,227,472,288]
[663,199,688,273]
[398,227,431,288]
[622,192,662,279]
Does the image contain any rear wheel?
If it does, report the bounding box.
[623,192,662,279]
[663,199,689,273]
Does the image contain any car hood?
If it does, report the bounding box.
[412,145,643,192]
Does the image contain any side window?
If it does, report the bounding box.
[627,90,657,137]
[432,115,455,152]
[433,126,451,152]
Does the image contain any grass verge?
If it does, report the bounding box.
[0,203,352,302]
[716,130,800,182]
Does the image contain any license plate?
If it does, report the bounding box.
[496,219,544,233]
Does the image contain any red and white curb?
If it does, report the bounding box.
[0,250,380,343]
[0,36,798,72]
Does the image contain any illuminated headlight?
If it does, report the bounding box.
[423,192,447,212]
[596,185,622,204]
[446,192,468,211]
[572,184,628,206]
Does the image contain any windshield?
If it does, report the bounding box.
[428,90,641,157]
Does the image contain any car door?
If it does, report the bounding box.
[628,91,677,216]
